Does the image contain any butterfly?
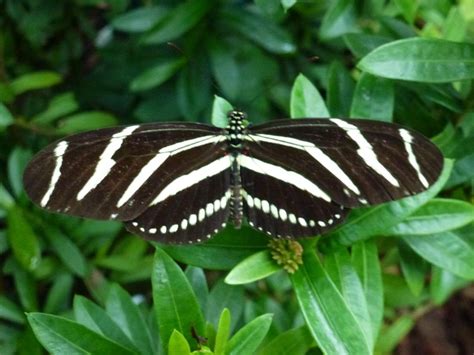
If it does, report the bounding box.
[23,110,443,244]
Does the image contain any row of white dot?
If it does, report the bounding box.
[132,190,231,240]
[242,190,342,229]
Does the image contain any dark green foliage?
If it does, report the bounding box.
[1,0,474,354]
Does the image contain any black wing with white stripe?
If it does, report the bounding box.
[24,111,443,244]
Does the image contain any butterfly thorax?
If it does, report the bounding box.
[226,110,246,229]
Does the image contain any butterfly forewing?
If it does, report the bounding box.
[23,123,223,222]
[247,118,443,207]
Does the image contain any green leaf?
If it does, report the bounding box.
[226,314,273,355]
[290,250,371,354]
[214,308,231,355]
[8,147,32,197]
[394,0,418,23]
[0,295,25,324]
[158,226,268,270]
[10,71,62,95]
[375,316,414,354]
[43,226,88,277]
[212,96,233,128]
[387,198,474,236]
[350,73,394,121]
[73,296,138,352]
[106,284,154,355]
[324,250,373,349]
[184,266,208,313]
[383,274,425,308]
[219,8,296,54]
[402,231,474,279]
[351,241,383,340]
[327,61,355,117]
[358,38,474,83]
[344,33,390,58]
[112,6,168,33]
[258,325,314,355]
[225,250,280,285]
[130,58,186,92]
[7,205,41,271]
[430,266,470,305]
[27,313,134,355]
[0,184,14,210]
[58,111,118,134]
[168,330,191,355]
[320,0,357,40]
[31,92,79,125]
[290,74,329,118]
[142,1,212,44]
[398,241,428,296]
[43,273,74,314]
[320,159,453,251]
[0,102,14,130]
[152,247,205,351]
[11,263,38,311]
[206,280,244,332]
[443,7,467,42]
[209,40,241,101]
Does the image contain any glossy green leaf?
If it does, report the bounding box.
[0,102,14,130]
[375,316,414,354]
[43,273,74,314]
[320,0,357,40]
[130,58,185,92]
[226,314,273,355]
[8,147,32,197]
[43,227,88,277]
[327,61,355,117]
[290,74,329,118]
[31,92,79,125]
[0,184,14,210]
[209,40,241,101]
[219,8,295,54]
[398,241,427,296]
[206,280,244,332]
[445,153,474,188]
[212,96,233,128]
[10,71,62,95]
[184,266,208,312]
[281,0,297,11]
[106,284,154,355]
[158,226,268,270]
[7,205,41,271]
[358,38,474,82]
[27,313,134,355]
[152,247,205,351]
[383,273,426,308]
[290,250,371,354]
[402,231,474,279]
[344,33,390,58]
[10,263,38,311]
[321,159,453,251]
[225,250,280,285]
[350,73,393,121]
[73,296,138,353]
[142,1,212,44]
[325,250,373,348]
[430,266,470,305]
[0,295,25,324]
[443,7,466,42]
[387,198,474,236]
[351,241,383,339]
[168,330,191,355]
[394,0,418,23]
[214,308,231,355]
[58,111,118,134]
[112,6,168,33]
[258,325,314,355]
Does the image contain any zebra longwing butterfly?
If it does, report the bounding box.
[24,110,443,244]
